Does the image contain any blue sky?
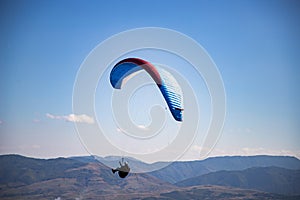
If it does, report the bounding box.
[0,0,299,160]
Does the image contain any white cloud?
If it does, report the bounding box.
[0,120,3,125]
[46,113,94,124]
[116,128,122,132]
[64,114,94,124]
[17,144,41,151]
[33,119,40,122]
[32,144,41,149]
[137,124,148,129]
[240,147,299,157]
[116,125,148,134]
[180,145,207,161]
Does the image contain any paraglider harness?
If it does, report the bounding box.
[112,158,130,178]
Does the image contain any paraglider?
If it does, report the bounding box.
[112,158,130,178]
[110,58,184,121]
[109,58,183,178]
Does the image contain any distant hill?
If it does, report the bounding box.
[92,155,167,173]
[1,154,300,199]
[0,154,86,186]
[176,166,300,195]
[158,185,298,200]
[150,160,210,184]
[150,155,300,183]
[0,154,176,199]
[69,155,98,163]
[199,155,300,171]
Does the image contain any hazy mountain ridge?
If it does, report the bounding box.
[176,166,300,195]
[1,154,300,199]
[158,185,297,200]
[0,154,86,186]
[0,155,177,199]
[74,155,300,184]
[150,155,300,183]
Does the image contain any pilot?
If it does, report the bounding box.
[112,161,130,178]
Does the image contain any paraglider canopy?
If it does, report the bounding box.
[110,58,184,121]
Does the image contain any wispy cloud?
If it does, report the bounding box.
[209,147,300,159]
[116,127,122,133]
[46,113,94,124]
[137,124,148,130]
[33,119,41,123]
[240,147,300,157]
[17,144,41,151]
[116,124,148,133]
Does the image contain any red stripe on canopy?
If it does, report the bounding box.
[115,58,162,86]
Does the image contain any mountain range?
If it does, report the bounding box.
[150,155,300,183]
[176,166,300,195]
[0,154,300,199]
